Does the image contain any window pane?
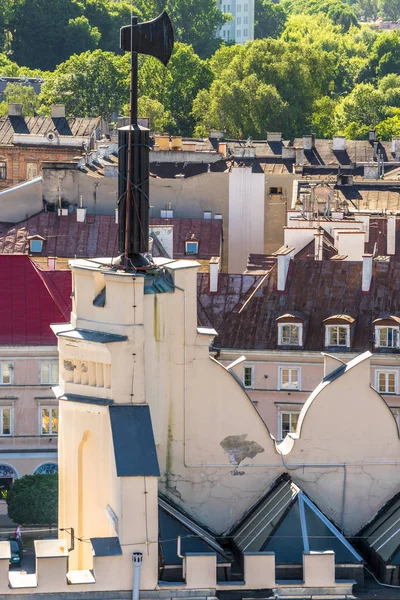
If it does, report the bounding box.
[244,367,252,387]
[291,326,299,344]
[281,369,289,388]
[41,408,50,434]
[291,369,299,389]
[379,372,386,392]
[41,364,49,384]
[388,373,396,393]
[338,327,347,345]
[329,327,337,345]
[2,409,10,435]
[1,364,10,384]
[379,328,388,346]
[291,413,299,432]
[281,413,290,437]
[388,328,394,347]
[51,409,59,434]
[51,363,59,383]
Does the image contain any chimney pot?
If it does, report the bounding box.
[209,256,220,293]
[333,136,346,151]
[51,105,66,118]
[8,103,23,117]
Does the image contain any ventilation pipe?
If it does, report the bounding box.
[387,215,396,255]
[362,254,373,293]
[209,256,220,293]
[132,552,143,600]
[314,230,324,261]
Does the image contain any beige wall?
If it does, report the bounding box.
[264,173,297,254]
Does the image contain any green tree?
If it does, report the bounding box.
[138,42,212,135]
[378,0,400,21]
[0,83,40,117]
[8,0,101,70]
[335,82,388,129]
[361,31,400,80]
[375,110,400,139]
[255,0,287,39]
[311,96,338,138]
[83,0,140,54]
[379,73,400,107]
[39,50,130,120]
[351,0,379,20]
[123,96,175,132]
[7,474,57,526]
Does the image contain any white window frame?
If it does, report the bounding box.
[39,406,59,436]
[325,324,350,347]
[0,363,13,385]
[0,406,13,436]
[40,362,59,385]
[375,326,400,349]
[278,323,303,346]
[279,367,301,391]
[243,365,254,389]
[375,370,398,394]
[278,410,300,441]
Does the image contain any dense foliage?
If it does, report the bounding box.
[0,0,399,138]
[7,474,58,526]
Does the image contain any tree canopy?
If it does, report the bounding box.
[7,474,57,526]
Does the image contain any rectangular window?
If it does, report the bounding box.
[237,29,241,37]
[243,366,254,389]
[244,3,248,10]
[0,364,12,385]
[237,16,241,24]
[270,187,283,195]
[160,209,174,218]
[279,367,301,390]
[185,240,199,255]
[237,3,241,11]
[243,28,248,36]
[376,326,400,348]
[26,162,38,180]
[227,30,230,40]
[40,407,59,435]
[0,162,6,180]
[203,211,212,220]
[41,363,59,385]
[278,324,302,346]
[244,16,248,24]
[29,239,43,253]
[0,408,11,435]
[326,325,349,347]
[376,371,397,394]
[279,411,299,440]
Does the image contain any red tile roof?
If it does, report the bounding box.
[0,256,71,345]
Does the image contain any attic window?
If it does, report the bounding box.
[203,211,212,220]
[325,325,350,347]
[185,240,199,255]
[161,209,173,218]
[29,239,43,253]
[278,323,302,346]
[269,187,283,195]
[375,326,399,349]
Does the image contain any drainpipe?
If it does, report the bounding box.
[132,552,143,600]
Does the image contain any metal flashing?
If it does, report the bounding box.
[91,537,122,557]
[109,405,160,477]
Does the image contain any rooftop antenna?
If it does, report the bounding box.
[118,10,174,269]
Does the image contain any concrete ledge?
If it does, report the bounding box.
[8,572,38,589]
[67,570,96,585]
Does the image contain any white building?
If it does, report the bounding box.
[218,0,255,44]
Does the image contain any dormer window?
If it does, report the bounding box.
[374,317,400,349]
[276,313,305,347]
[28,235,45,253]
[323,315,354,348]
[185,235,199,256]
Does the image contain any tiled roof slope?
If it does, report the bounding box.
[293,139,397,166]
[0,212,221,260]
[0,255,71,345]
[0,116,101,145]
[0,212,118,258]
[150,218,222,260]
[197,273,263,330]
[212,259,400,352]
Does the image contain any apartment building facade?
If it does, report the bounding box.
[217,0,255,43]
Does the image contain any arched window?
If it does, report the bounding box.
[0,464,18,499]
[34,463,58,475]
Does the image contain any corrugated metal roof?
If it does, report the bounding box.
[0,255,71,345]
[109,405,160,477]
[0,116,100,146]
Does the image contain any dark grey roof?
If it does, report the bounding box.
[109,405,160,477]
[0,115,101,145]
[91,537,122,557]
[52,324,127,344]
